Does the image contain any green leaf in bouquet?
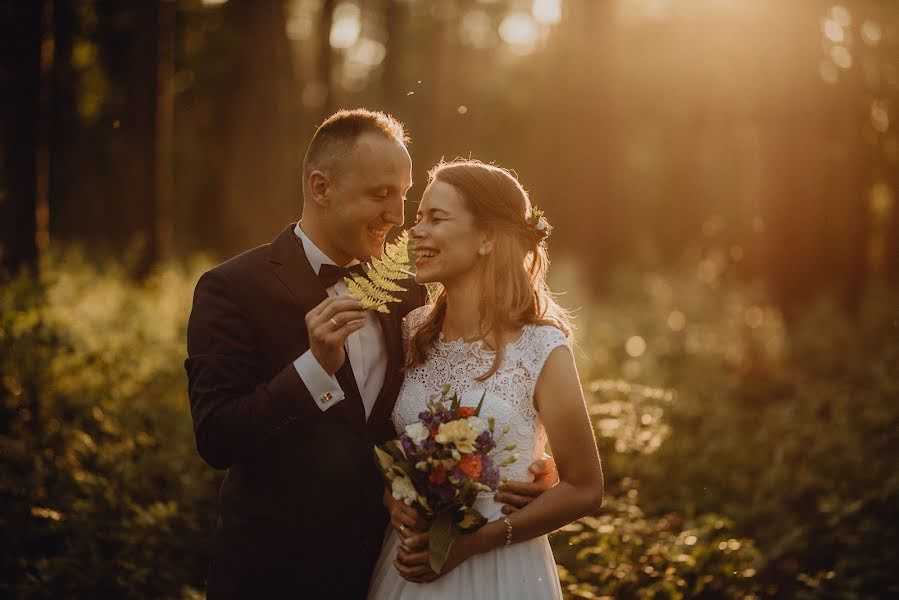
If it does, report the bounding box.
[418,495,431,515]
[447,389,461,411]
[474,389,487,416]
[429,510,459,574]
[389,464,413,478]
[386,439,407,460]
[457,479,483,506]
[374,446,395,473]
[457,506,488,533]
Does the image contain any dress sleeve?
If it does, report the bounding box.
[528,326,571,383]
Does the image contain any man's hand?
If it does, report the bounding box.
[394,530,475,584]
[384,487,428,539]
[305,295,366,374]
[394,530,438,584]
[494,455,559,514]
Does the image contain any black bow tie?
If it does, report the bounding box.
[317,263,366,289]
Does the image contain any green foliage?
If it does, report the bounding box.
[561,261,899,598]
[1,253,896,598]
[0,253,219,599]
[345,231,413,313]
[554,480,761,600]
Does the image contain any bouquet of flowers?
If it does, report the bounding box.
[374,385,517,572]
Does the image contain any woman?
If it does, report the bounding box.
[367,160,604,599]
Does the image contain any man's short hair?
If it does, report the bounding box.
[302,109,409,181]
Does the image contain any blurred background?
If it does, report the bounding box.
[1,0,897,598]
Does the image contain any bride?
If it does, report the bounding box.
[367,159,604,599]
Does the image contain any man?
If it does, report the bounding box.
[185,109,554,599]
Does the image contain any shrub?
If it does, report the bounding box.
[568,262,899,598]
[0,254,220,599]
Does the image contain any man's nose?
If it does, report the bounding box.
[383,195,405,227]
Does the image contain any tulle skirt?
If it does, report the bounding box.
[367,496,562,600]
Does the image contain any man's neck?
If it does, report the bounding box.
[298,221,353,267]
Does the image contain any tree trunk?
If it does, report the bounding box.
[380,0,403,112]
[0,0,42,277]
[317,0,336,120]
[155,0,175,263]
[218,0,300,255]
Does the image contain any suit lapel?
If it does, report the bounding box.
[268,224,327,318]
[267,224,365,427]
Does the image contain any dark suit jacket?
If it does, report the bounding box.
[185,224,427,599]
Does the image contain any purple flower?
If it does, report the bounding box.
[480,456,500,489]
[475,430,495,453]
[400,435,417,457]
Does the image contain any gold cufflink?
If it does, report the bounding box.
[319,392,332,404]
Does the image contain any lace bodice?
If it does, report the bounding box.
[392,305,569,487]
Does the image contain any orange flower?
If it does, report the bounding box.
[429,465,447,484]
[459,407,474,418]
[458,455,482,479]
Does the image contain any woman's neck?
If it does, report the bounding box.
[442,276,483,342]
[442,274,517,347]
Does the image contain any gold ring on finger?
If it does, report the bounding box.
[399,524,407,535]
[329,317,339,327]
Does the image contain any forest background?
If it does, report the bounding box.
[1,0,897,598]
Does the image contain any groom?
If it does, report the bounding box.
[185,109,555,599]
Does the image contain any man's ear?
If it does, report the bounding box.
[308,170,330,207]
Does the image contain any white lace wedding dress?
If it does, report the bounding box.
[367,306,566,600]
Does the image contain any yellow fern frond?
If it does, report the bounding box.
[368,269,406,292]
[343,232,414,313]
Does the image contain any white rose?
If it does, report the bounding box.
[391,475,418,506]
[466,416,486,436]
[404,422,431,445]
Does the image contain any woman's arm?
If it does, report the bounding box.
[396,345,603,579]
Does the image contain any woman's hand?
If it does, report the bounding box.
[393,530,479,583]
[383,487,428,540]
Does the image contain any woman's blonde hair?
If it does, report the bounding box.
[405,159,572,381]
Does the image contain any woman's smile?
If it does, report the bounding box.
[414,245,440,268]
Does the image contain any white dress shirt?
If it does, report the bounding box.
[292,223,386,420]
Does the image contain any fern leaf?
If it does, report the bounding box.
[368,269,406,292]
[343,231,415,313]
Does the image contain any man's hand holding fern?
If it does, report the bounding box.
[305,295,366,374]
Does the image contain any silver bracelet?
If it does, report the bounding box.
[502,515,513,547]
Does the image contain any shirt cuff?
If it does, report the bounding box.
[294,350,344,411]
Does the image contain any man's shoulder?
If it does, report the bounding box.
[204,241,272,281]
[397,279,427,315]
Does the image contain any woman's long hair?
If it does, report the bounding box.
[405,159,572,381]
